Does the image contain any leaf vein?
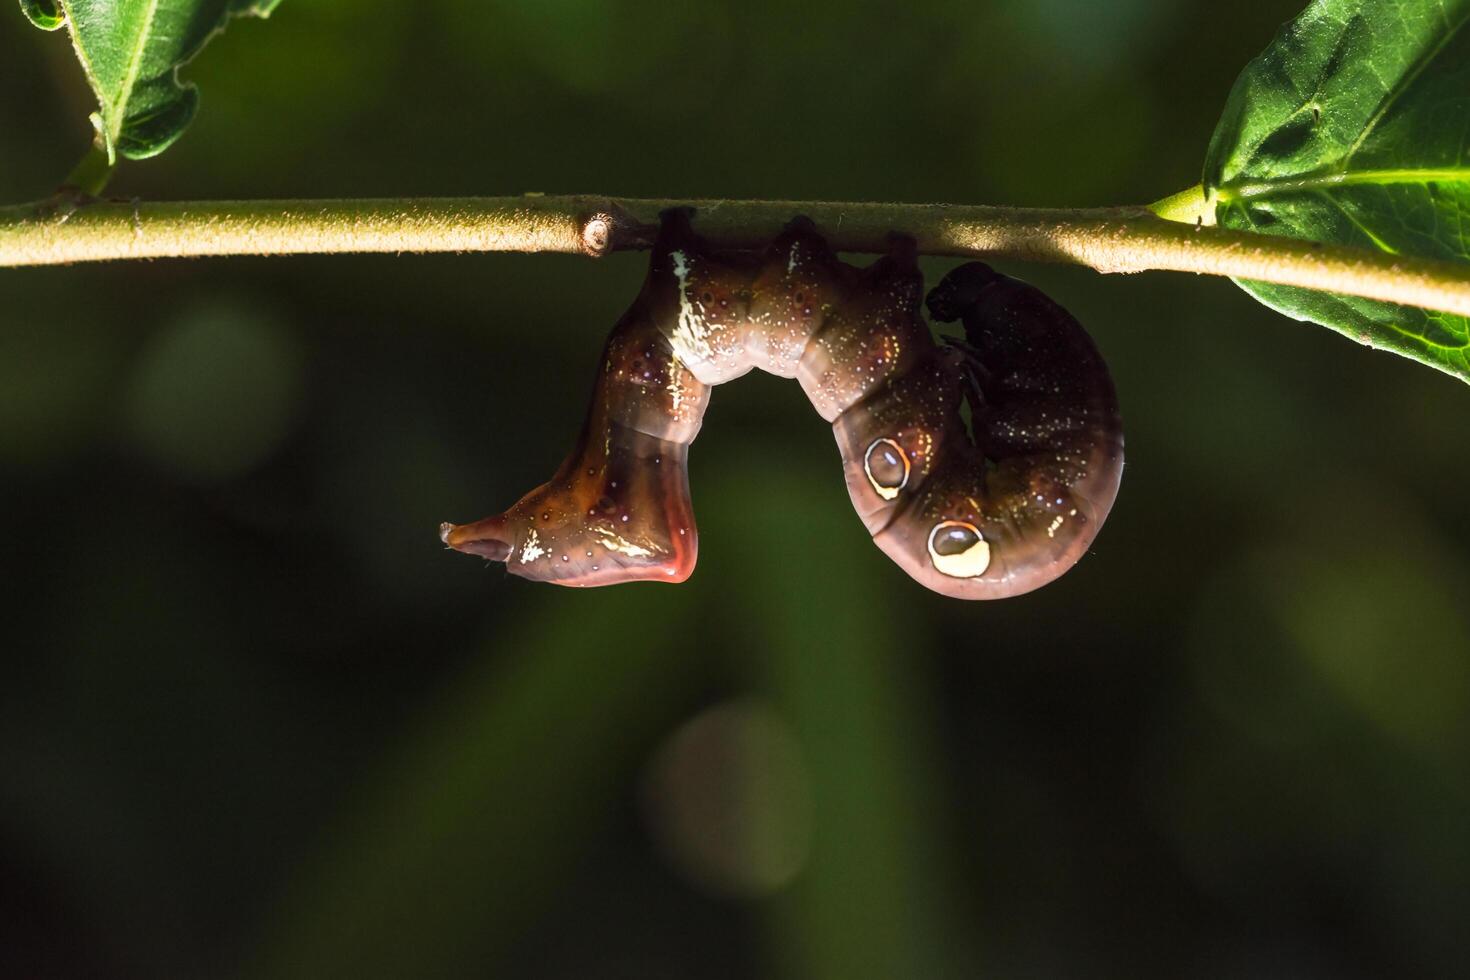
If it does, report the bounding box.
[1343,5,1470,165]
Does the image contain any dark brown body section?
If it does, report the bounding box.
[442,210,1123,598]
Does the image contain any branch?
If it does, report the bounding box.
[4,192,1470,318]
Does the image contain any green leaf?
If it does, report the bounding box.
[20,0,284,162]
[1203,0,1470,383]
[19,0,65,29]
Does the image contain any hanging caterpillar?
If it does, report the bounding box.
[440,208,1123,599]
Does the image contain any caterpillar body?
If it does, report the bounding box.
[441,209,1123,599]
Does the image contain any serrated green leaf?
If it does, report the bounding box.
[1204,0,1470,383]
[21,0,284,162]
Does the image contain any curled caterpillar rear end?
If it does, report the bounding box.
[441,209,1123,598]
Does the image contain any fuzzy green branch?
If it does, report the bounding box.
[3,191,1470,319]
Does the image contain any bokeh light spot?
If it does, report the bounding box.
[643,698,812,899]
[123,302,305,482]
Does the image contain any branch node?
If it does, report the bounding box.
[578,212,613,257]
[577,205,648,257]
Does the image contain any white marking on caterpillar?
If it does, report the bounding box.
[863,437,911,501]
[520,529,547,563]
[669,250,713,368]
[927,521,991,578]
[596,528,654,559]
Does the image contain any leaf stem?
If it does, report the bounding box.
[1148,184,1213,225]
[3,193,1470,318]
[60,143,116,197]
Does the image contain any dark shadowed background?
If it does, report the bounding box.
[3,1,1469,977]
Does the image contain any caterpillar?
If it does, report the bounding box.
[440,209,1123,599]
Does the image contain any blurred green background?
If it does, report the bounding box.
[3,1,1469,977]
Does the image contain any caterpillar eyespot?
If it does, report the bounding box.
[441,208,1124,599]
[927,521,990,579]
[864,438,910,500]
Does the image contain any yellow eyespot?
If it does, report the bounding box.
[863,438,910,501]
[927,521,990,578]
